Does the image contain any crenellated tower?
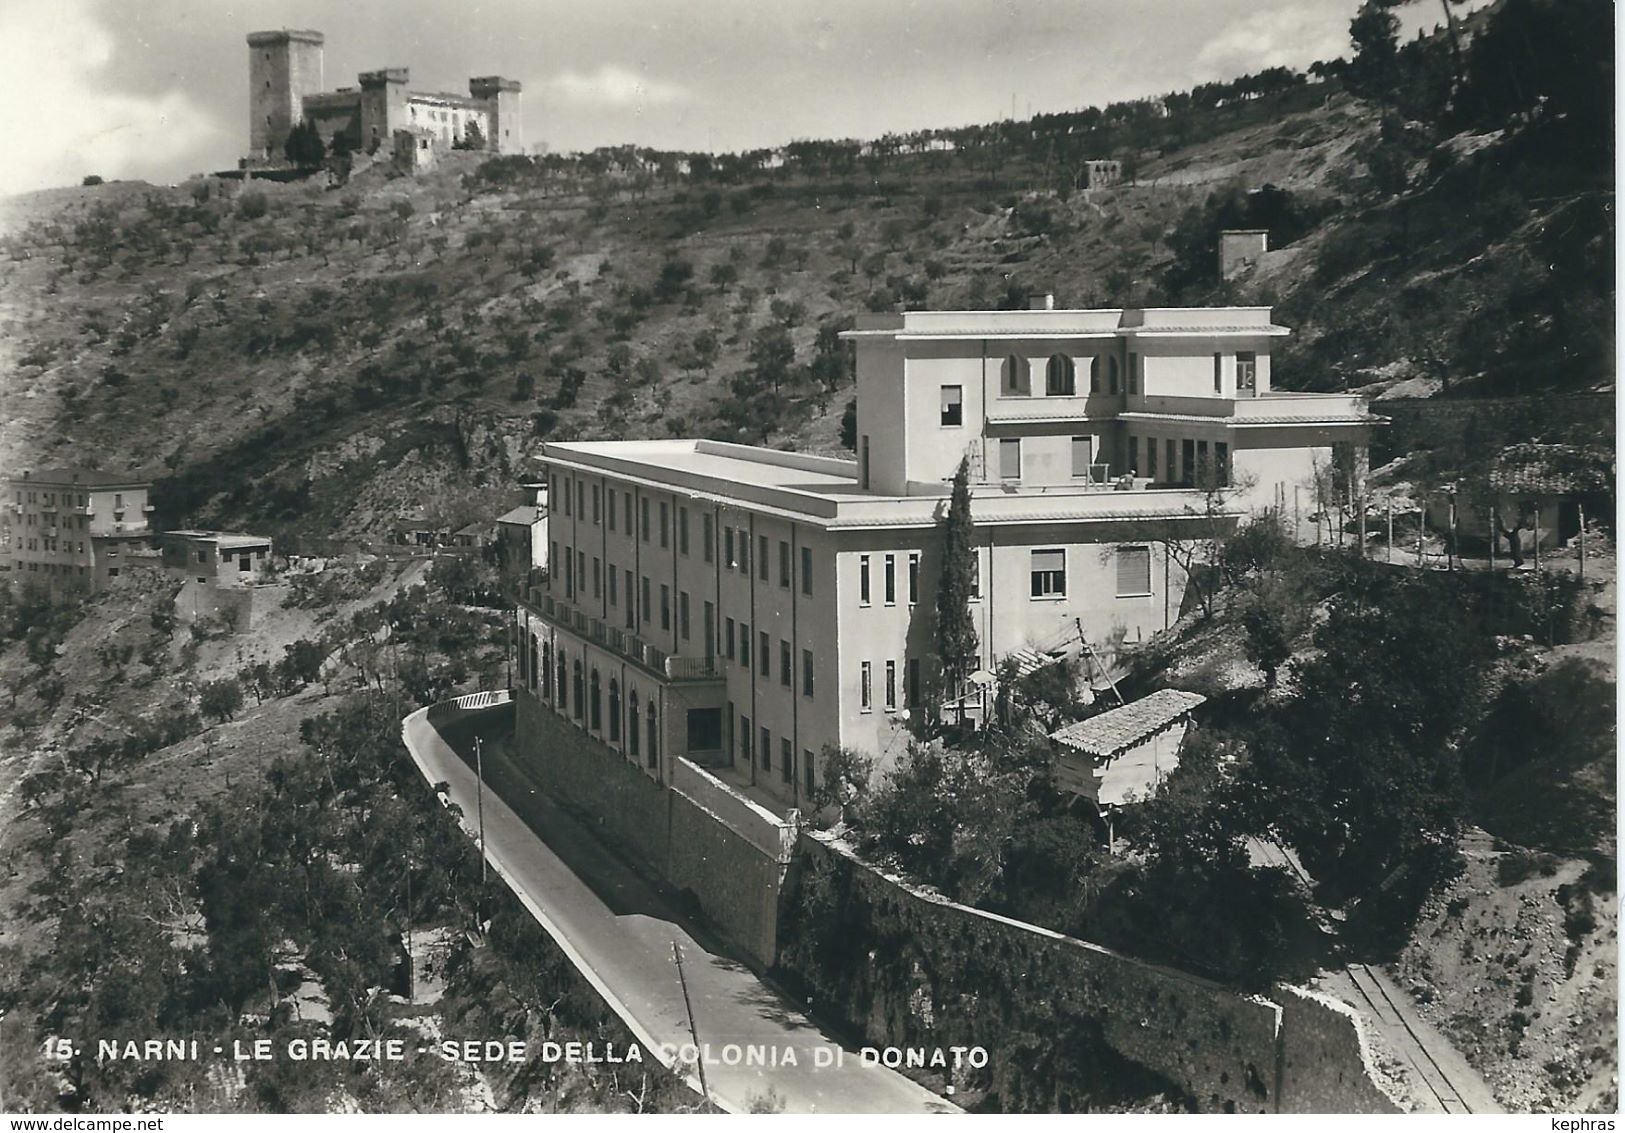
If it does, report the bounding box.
[247,29,325,160]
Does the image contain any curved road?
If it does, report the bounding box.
[403,696,957,1115]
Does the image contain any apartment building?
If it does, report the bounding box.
[512,304,1375,812]
[3,469,154,592]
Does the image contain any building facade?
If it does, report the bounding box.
[247,29,523,163]
[512,304,1374,813]
[3,470,154,592]
[159,530,273,587]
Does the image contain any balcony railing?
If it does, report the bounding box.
[523,591,721,682]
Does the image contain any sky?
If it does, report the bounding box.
[0,0,1477,197]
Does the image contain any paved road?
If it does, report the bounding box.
[402,699,957,1115]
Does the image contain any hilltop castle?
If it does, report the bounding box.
[247,29,523,165]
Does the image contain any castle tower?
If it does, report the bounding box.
[469,77,523,154]
[359,68,411,154]
[247,29,325,160]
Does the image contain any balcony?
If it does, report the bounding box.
[523,591,721,683]
[1124,391,1372,423]
[985,392,1122,424]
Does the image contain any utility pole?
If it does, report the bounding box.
[475,734,487,887]
[1386,498,1394,563]
[1448,491,1458,572]
[672,941,710,1106]
[1579,502,1587,578]
[1490,506,1498,572]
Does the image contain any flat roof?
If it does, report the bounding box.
[539,439,1240,532]
[9,469,149,488]
[844,306,1290,343]
[163,530,272,549]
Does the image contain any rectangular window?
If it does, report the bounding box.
[1181,439,1197,486]
[661,584,671,631]
[702,514,713,562]
[940,385,963,426]
[805,750,816,797]
[1030,548,1066,598]
[1166,439,1177,483]
[970,552,981,600]
[1148,437,1159,479]
[907,552,919,605]
[679,591,690,640]
[740,623,751,668]
[1215,441,1231,487]
[725,526,735,568]
[741,715,751,763]
[1197,440,1211,487]
[725,616,736,659]
[1117,545,1153,597]
[883,554,896,605]
[625,573,635,628]
[758,535,769,581]
[859,555,871,606]
[740,532,750,575]
[760,727,771,771]
[999,437,1022,480]
[1212,353,1223,394]
[641,576,651,623]
[609,564,618,605]
[640,499,650,542]
[861,436,871,490]
[679,507,689,555]
[780,640,792,687]
[608,494,616,531]
[781,739,793,784]
[704,601,715,657]
[1071,436,1092,479]
[578,551,586,592]
[779,540,791,587]
[1128,435,1140,476]
[800,546,813,595]
[592,557,602,598]
[802,649,814,697]
[659,502,669,548]
[577,481,585,519]
[562,479,572,517]
[564,548,573,595]
[624,492,633,533]
[1236,352,1257,394]
[884,660,897,711]
[860,661,872,712]
[759,631,770,677]
[592,484,601,524]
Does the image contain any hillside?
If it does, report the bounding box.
[0,3,1611,548]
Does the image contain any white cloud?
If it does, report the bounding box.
[542,64,691,109]
[1194,6,1352,79]
[0,0,225,197]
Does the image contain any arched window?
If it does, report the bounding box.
[571,659,583,720]
[540,641,551,698]
[608,679,621,742]
[627,691,640,758]
[646,703,659,769]
[1000,354,1029,397]
[1089,356,1103,393]
[589,668,602,731]
[1045,354,1075,396]
[556,648,567,706]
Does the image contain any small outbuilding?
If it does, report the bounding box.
[1049,688,1206,807]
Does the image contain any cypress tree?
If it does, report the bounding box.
[935,457,980,715]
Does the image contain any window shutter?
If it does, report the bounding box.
[1117,546,1152,595]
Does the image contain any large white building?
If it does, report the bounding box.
[512,304,1375,812]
